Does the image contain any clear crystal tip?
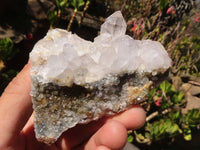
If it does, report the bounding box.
[100,11,127,37]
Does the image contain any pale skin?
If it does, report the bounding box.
[0,62,146,150]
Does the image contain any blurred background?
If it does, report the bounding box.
[0,0,200,149]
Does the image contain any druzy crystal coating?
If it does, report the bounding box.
[30,11,171,144]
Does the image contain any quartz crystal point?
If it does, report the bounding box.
[30,11,171,144]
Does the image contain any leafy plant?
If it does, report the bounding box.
[47,0,71,28]
[117,3,200,144]
[0,37,19,72]
[47,10,58,28]
[56,0,70,10]
[0,37,14,61]
[0,38,18,94]
[129,81,200,144]
[47,0,87,30]
[172,35,200,76]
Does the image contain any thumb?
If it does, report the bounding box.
[0,63,33,137]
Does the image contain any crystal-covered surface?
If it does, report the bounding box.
[30,11,171,144]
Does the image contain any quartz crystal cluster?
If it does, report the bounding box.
[30,11,171,144]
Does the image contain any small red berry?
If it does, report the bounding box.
[26,33,33,40]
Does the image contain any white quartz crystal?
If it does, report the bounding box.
[30,11,172,144]
[30,11,171,87]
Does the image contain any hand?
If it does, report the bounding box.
[0,63,146,150]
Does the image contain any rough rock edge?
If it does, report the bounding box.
[31,72,153,144]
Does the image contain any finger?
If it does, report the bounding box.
[83,120,127,150]
[0,63,33,137]
[22,112,34,133]
[57,118,105,150]
[57,106,146,149]
[22,122,59,150]
[111,105,146,130]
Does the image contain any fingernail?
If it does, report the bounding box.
[27,59,31,64]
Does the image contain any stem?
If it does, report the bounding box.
[67,9,77,31]
[79,1,90,26]
[0,59,5,71]
[49,25,53,29]
[58,9,61,18]
[151,11,160,27]
[192,65,199,73]
[121,0,127,12]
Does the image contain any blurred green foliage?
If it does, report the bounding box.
[47,0,85,28]
[160,0,169,10]
[47,10,58,27]
[56,0,70,9]
[0,37,14,61]
[172,35,200,76]
[128,81,200,144]
[0,0,199,147]
[0,38,18,94]
[71,0,85,10]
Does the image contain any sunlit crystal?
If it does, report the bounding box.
[100,11,127,37]
[30,11,171,144]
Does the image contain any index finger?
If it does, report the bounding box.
[111,105,146,130]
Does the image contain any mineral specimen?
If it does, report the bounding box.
[30,11,171,144]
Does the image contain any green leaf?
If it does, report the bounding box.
[71,0,85,9]
[153,122,160,137]
[184,134,192,141]
[159,124,165,135]
[164,119,172,133]
[184,128,192,141]
[160,80,172,94]
[137,133,145,140]
[56,0,61,7]
[127,135,134,143]
[47,10,58,25]
[148,88,156,99]
[184,109,200,127]
[179,128,183,134]
[61,0,69,7]
[0,37,14,61]
[172,111,180,120]
[172,92,184,104]
[165,119,171,127]
[78,0,85,8]
[160,0,169,10]
[56,0,69,8]
[145,132,151,139]
[146,122,153,133]
[170,124,179,134]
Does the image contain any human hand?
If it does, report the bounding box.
[0,62,146,150]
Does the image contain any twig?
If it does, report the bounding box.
[79,0,90,26]
[67,9,77,31]
[121,0,127,12]
[192,65,199,73]
[188,81,200,86]
[146,111,158,122]
[146,108,171,122]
